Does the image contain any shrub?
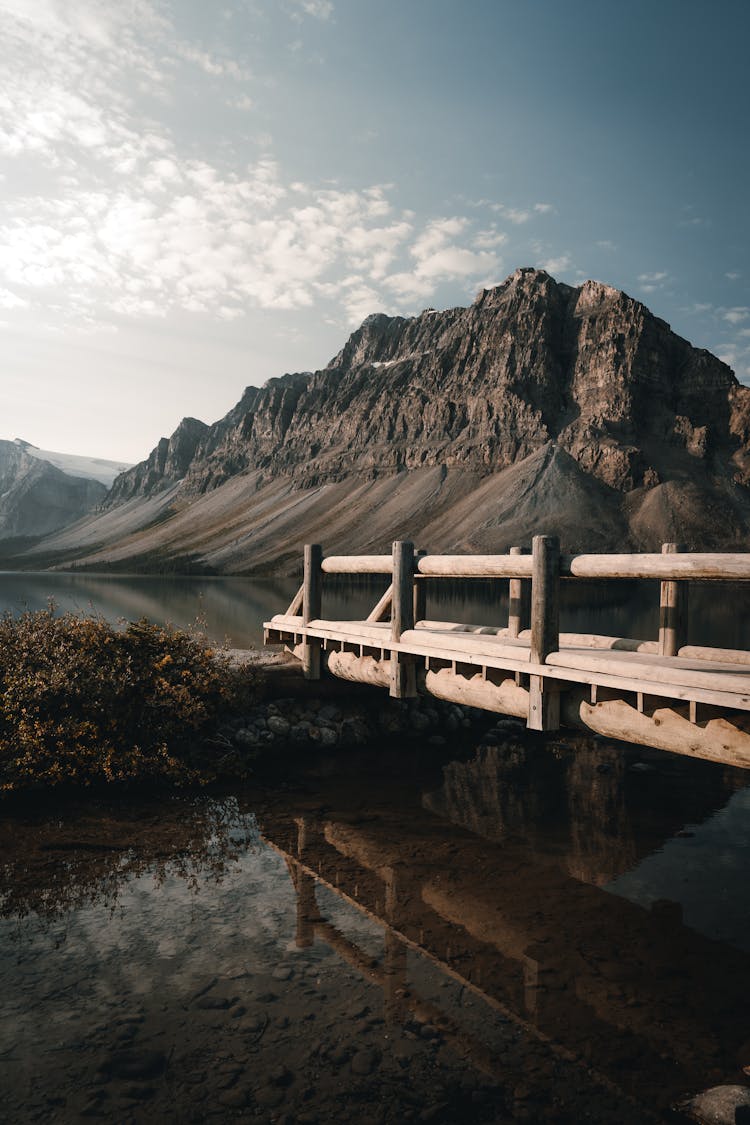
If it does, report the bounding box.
[0,608,258,793]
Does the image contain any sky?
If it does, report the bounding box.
[1,0,749,464]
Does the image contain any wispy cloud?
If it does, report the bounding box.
[293,0,334,19]
[724,307,750,325]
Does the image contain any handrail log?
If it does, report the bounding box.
[417,554,534,578]
[322,555,393,574]
[560,553,750,580]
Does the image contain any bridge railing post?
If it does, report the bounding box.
[413,548,427,624]
[528,534,560,731]
[508,545,531,638]
[390,540,417,698]
[303,542,323,680]
[659,542,688,657]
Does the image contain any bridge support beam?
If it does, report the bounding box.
[303,543,323,680]
[528,535,560,731]
[390,540,417,698]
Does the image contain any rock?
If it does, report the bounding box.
[318,705,341,722]
[272,965,293,981]
[255,1085,285,1109]
[319,726,338,746]
[267,715,291,737]
[233,728,260,747]
[99,1049,166,1081]
[218,1087,251,1109]
[409,712,430,733]
[678,1085,750,1124]
[350,1048,380,1076]
[194,993,237,1010]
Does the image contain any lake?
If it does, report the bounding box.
[3,570,750,650]
[1,571,750,1122]
[1,737,749,1123]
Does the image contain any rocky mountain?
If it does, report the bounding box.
[0,441,108,541]
[18,268,750,573]
[13,439,131,488]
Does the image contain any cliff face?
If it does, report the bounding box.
[21,269,750,572]
[111,268,742,501]
[107,417,208,504]
[0,441,107,540]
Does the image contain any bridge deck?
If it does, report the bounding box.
[265,613,750,713]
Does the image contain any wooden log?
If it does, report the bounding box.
[678,644,750,666]
[561,552,750,581]
[659,542,688,657]
[528,536,560,731]
[303,543,323,680]
[414,549,428,624]
[390,540,416,698]
[321,554,393,574]
[562,693,750,770]
[327,650,391,688]
[366,583,393,623]
[530,535,560,665]
[508,546,531,639]
[416,554,534,578]
[285,583,304,616]
[422,667,528,718]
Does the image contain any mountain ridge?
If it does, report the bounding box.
[15,268,750,574]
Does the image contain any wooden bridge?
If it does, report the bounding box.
[264,538,750,769]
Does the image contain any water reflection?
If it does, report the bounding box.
[1,740,749,1123]
[3,571,750,650]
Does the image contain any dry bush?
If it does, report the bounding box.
[0,608,258,793]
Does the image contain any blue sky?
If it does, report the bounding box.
[1,0,748,462]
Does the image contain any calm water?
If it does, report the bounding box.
[1,739,749,1123]
[2,571,750,650]
[1,572,750,1121]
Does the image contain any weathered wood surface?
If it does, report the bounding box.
[303,543,323,680]
[508,546,531,638]
[285,583,304,616]
[659,543,688,657]
[322,554,392,574]
[366,584,393,623]
[423,667,528,717]
[391,540,416,698]
[327,650,390,688]
[416,554,534,578]
[561,552,750,580]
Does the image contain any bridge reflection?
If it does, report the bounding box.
[258,742,750,1116]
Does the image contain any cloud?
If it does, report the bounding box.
[540,254,572,274]
[724,307,750,325]
[638,271,668,283]
[726,271,741,281]
[596,240,617,251]
[294,0,334,18]
[0,0,506,330]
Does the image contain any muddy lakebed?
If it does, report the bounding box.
[2,722,750,1125]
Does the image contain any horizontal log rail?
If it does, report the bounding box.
[319,550,750,582]
[265,538,750,767]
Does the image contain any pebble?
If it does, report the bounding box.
[266,715,291,736]
[99,1049,166,1081]
[255,1086,285,1109]
[350,1048,380,1075]
[272,965,293,981]
[218,1087,251,1109]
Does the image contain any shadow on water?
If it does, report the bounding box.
[1,735,749,1123]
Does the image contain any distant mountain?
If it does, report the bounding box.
[16,268,750,573]
[0,441,109,541]
[13,439,131,488]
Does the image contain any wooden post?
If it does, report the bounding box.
[659,542,688,657]
[508,546,531,638]
[413,549,427,624]
[528,535,560,731]
[390,540,416,698]
[303,543,323,680]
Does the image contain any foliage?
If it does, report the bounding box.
[0,608,258,793]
